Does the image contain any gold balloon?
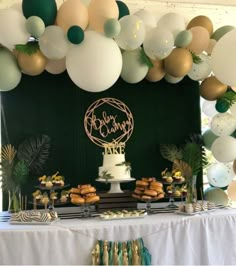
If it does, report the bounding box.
[17,50,47,76]
[146,59,165,82]
[199,76,228,100]
[187,15,214,36]
[164,48,193,77]
[233,160,236,174]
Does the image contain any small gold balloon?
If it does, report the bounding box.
[164,48,193,77]
[146,59,165,82]
[17,50,47,76]
[187,15,214,36]
[199,76,228,101]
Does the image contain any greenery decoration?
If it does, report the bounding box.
[190,51,202,64]
[99,171,114,183]
[0,135,51,193]
[216,88,236,113]
[15,42,39,55]
[115,161,131,173]
[140,47,154,68]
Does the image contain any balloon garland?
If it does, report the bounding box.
[1,0,236,203]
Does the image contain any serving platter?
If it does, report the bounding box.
[9,218,60,225]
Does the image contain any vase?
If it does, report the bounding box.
[185,175,197,204]
[8,188,21,213]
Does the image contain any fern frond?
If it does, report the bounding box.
[13,160,29,185]
[160,144,183,162]
[17,135,51,175]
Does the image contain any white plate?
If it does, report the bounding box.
[175,209,218,216]
[100,212,147,221]
[9,219,60,225]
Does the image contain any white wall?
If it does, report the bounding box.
[0,0,236,28]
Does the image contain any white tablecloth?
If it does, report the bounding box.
[0,208,236,265]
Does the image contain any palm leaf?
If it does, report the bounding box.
[1,144,17,164]
[172,159,192,179]
[160,144,183,162]
[17,135,51,175]
[13,160,29,185]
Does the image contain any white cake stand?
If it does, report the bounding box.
[96,178,135,193]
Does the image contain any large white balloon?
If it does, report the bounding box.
[39,26,70,60]
[211,29,236,86]
[0,8,30,50]
[66,31,122,92]
[115,15,146,51]
[188,54,212,81]
[157,12,186,38]
[134,9,157,32]
[143,27,174,60]
[207,163,235,187]
[210,112,236,136]
[211,136,236,163]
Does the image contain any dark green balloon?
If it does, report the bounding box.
[116,1,130,19]
[22,0,57,26]
[215,99,230,113]
[67,26,84,45]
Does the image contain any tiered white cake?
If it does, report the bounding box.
[98,142,131,180]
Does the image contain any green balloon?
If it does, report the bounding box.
[204,187,228,206]
[104,19,121,38]
[215,99,230,113]
[212,25,235,41]
[202,129,218,150]
[67,26,84,45]
[26,16,45,38]
[116,1,130,19]
[175,30,192,48]
[0,48,22,91]
[22,0,57,26]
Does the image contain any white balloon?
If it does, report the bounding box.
[207,162,235,187]
[0,8,30,50]
[201,99,218,117]
[230,102,236,116]
[134,9,157,32]
[211,136,236,163]
[115,15,146,51]
[143,27,174,60]
[39,26,70,60]
[157,12,186,38]
[211,29,236,86]
[164,74,183,84]
[46,58,66,74]
[188,54,212,81]
[66,31,122,92]
[210,112,236,136]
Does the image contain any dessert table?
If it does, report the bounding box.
[0,208,236,265]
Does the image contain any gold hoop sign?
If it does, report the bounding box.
[84,98,134,147]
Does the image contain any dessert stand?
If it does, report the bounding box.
[96,178,135,193]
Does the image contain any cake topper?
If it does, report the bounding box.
[84,98,134,147]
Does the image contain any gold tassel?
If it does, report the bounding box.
[103,240,109,266]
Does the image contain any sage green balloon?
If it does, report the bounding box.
[212,25,235,41]
[175,30,192,48]
[121,48,148,84]
[204,187,228,206]
[26,16,45,38]
[0,48,22,91]
[202,129,218,150]
[104,19,121,38]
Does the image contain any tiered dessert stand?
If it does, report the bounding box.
[96,178,135,193]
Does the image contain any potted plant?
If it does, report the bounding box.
[160,133,208,203]
[0,135,51,212]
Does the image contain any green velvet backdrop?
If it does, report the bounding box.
[1,71,201,210]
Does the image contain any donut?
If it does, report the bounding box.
[149,185,163,194]
[85,195,100,203]
[83,193,97,198]
[150,181,163,188]
[71,197,85,205]
[134,188,143,195]
[136,180,149,187]
[144,189,158,197]
[70,187,81,194]
[80,184,91,189]
[70,193,82,199]
[80,187,96,195]
[132,193,141,200]
[141,195,152,200]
